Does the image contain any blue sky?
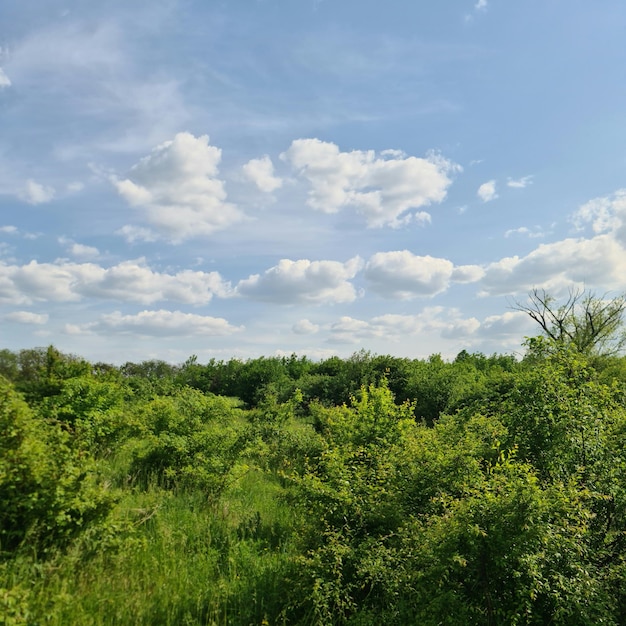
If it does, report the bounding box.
[1,0,626,364]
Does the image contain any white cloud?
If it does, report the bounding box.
[480,234,626,295]
[328,307,481,344]
[504,226,544,239]
[325,307,532,352]
[477,180,497,202]
[476,311,534,339]
[0,226,17,234]
[450,264,486,283]
[116,225,159,243]
[380,149,407,159]
[243,155,283,192]
[17,179,55,205]
[4,311,48,325]
[70,243,100,259]
[364,250,482,299]
[292,318,320,335]
[66,182,85,193]
[329,316,382,344]
[572,189,626,240]
[0,68,10,87]
[236,256,363,304]
[70,310,242,337]
[477,189,626,296]
[0,258,230,305]
[112,133,243,242]
[281,138,459,227]
[475,0,488,10]
[365,251,452,298]
[507,175,533,189]
[59,237,100,259]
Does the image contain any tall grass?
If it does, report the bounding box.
[2,468,299,626]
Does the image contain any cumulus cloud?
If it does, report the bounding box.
[328,307,481,344]
[112,133,243,242]
[236,256,363,304]
[243,155,283,192]
[0,258,230,305]
[281,138,459,227]
[477,180,497,202]
[572,189,626,241]
[364,251,483,299]
[480,234,626,295]
[17,179,55,205]
[4,311,48,325]
[326,307,532,351]
[507,175,533,189]
[69,310,242,338]
[292,319,320,334]
[365,251,453,298]
[451,264,486,283]
[0,226,17,234]
[473,189,626,297]
[0,68,10,87]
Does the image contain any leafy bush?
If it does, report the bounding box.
[41,375,128,453]
[126,389,249,499]
[0,377,114,556]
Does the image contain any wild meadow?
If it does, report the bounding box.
[3,294,626,624]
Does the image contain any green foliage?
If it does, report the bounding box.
[3,341,626,624]
[41,375,127,452]
[126,388,249,499]
[503,340,620,481]
[119,358,181,397]
[288,383,418,622]
[10,346,91,404]
[401,462,605,625]
[0,377,114,556]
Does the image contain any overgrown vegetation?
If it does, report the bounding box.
[3,292,626,624]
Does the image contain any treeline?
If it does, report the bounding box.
[2,332,626,623]
[2,345,520,419]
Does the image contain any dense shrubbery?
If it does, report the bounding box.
[0,376,114,556]
[2,336,626,624]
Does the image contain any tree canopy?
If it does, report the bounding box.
[515,288,626,356]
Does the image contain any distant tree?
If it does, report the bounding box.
[515,288,626,356]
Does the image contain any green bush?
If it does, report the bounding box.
[0,377,115,556]
[126,389,249,499]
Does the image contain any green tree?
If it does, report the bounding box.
[516,288,626,356]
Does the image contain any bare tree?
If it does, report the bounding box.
[514,288,626,356]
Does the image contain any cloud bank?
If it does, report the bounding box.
[68,310,242,337]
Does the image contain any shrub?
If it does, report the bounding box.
[0,377,114,556]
